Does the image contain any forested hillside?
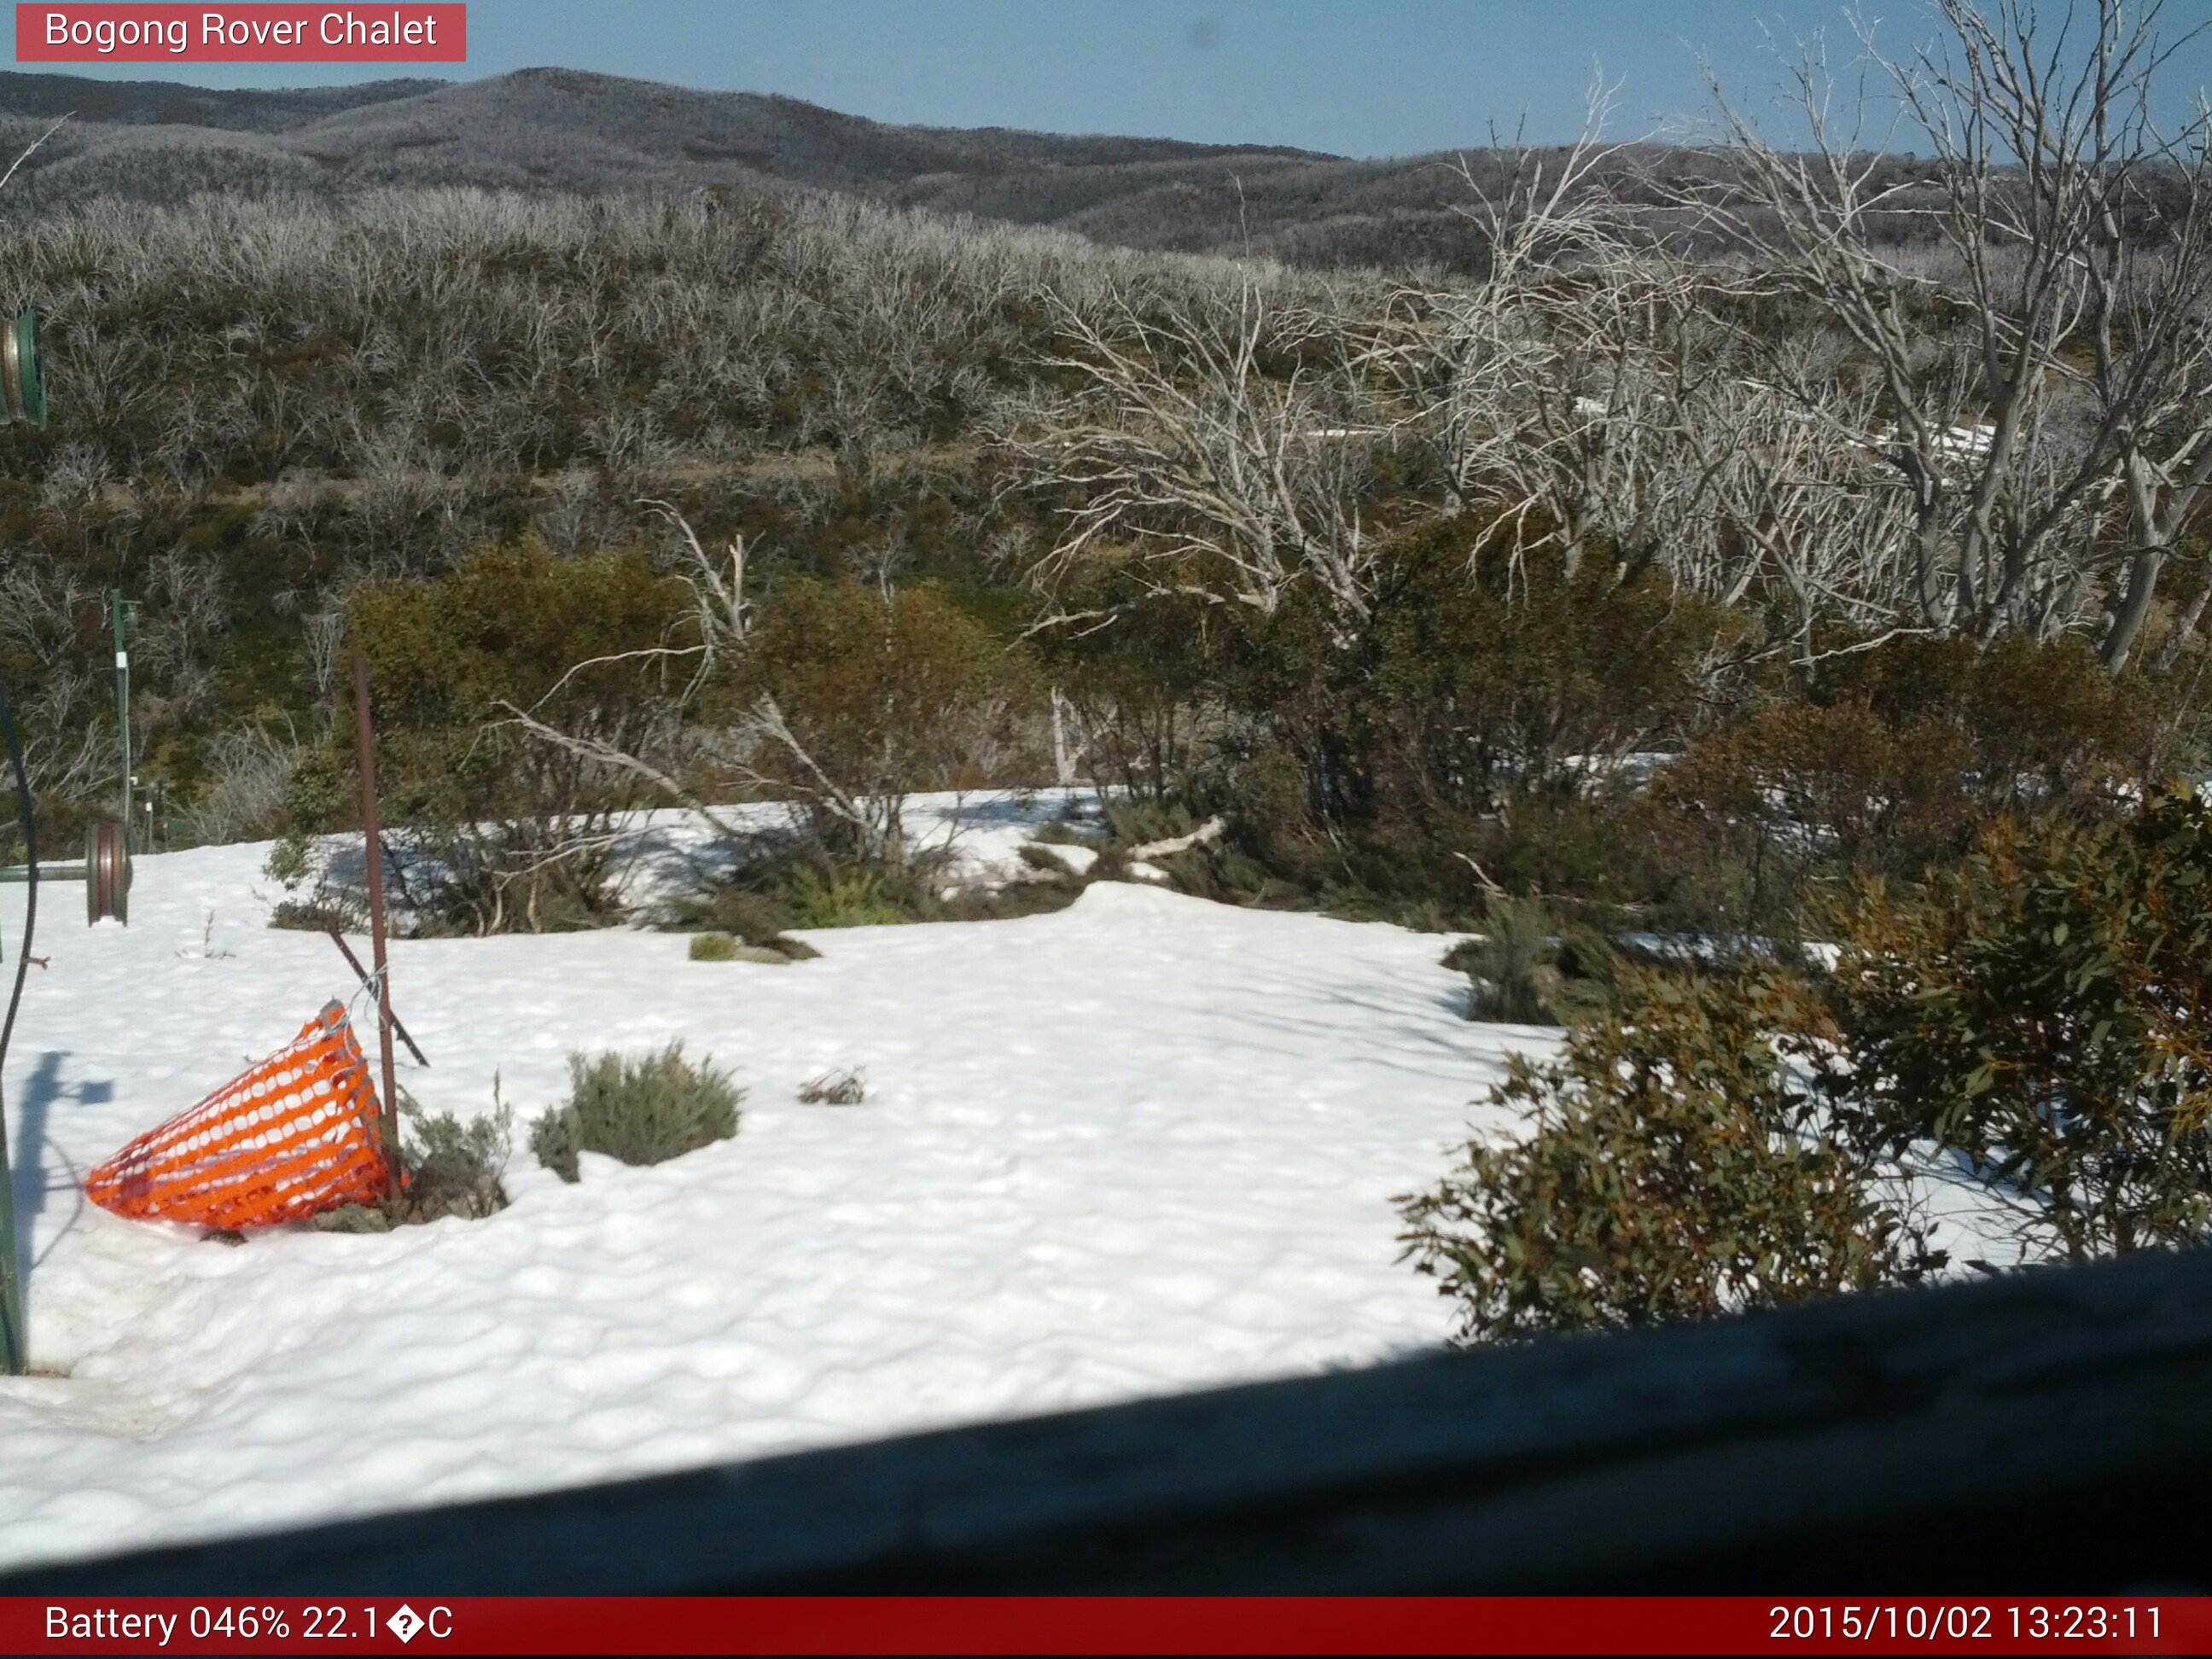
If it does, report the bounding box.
[0,67,1755,272]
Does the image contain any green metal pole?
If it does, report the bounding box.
[0,1101,20,1373]
[111,591,131,856]
[0,313,49,1371]
[0,668,33,1377]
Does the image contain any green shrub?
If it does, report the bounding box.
[1029,817,1101,847]
[1645,632,2189,938]
[1017,841,1089,878]
[1399,966,1943,1342]
[393,1091,513,1222]
[932,875,1088,923]
[731,576,1039,856]
[1653,701,1973,888]
[688,930,810,963]
[1446,895,1616,1025]
[670,882,824,956]
[267,894,364,934]
[1819,793,2212,1262]
[531,1043,742,1183]
[780,862,909,928]
[1812,632,2166,811]
[312,1086,512,1230]
[334,541,696,936]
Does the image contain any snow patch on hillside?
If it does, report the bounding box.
[0,789,2033,1570]
[0,809,1534,1569]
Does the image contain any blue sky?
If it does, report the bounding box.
[21,2,2212,160]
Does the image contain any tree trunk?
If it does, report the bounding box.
[2152,572,2212,672]
[2102,544,2166,670]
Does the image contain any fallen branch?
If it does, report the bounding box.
[1127,816,1226,861]
[1453,851,1509,897]
[493,701,753,844]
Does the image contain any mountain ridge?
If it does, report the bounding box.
[0,66,1514,269]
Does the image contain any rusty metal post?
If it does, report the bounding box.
[352,654,402,1198]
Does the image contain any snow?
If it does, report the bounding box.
[0,795,1544,1570]
[1025,841,1100,878]
[398,789,1114,926]
[0,787,2035,1572]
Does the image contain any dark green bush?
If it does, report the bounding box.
[1406,791,2212,1344]
[531,1043,743,1183]
[364,541,693,934]
[688,932,742,961]
[727,576,1039,856]
[1400,966,1943,1342]
[394,1093,513,1223]
[1811,633,2168,810]
[1646,632,2197,937]
[672,881,805,946]
[1445,895,1616,1024]
[780,861,910,928]
[1029,817,1103,847]
[266,894,364,934]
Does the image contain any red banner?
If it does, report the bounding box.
[15,4,464,62]
[4,1597,2210,1655]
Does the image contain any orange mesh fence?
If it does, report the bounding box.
[86,1001,394,1228]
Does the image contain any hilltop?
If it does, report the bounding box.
[0,66,1510,268]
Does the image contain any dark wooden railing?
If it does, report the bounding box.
[9,1244,2212,1593]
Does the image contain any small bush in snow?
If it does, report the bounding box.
[393,1091,513,1222]
[689,931,810,963]
[1444,894,1615,1025]
[797,1068,866,1104]
[532,1043,742,1183]
[1399,966,1942,1343]
[1029,818,1097,847]
[781,862,908,928]
[312,1086,512,1230]
[676,883,799,946]
[267,892,366,934]
[1017,841,1088,878]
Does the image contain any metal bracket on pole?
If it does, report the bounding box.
[110,591,138,858]
[352,655,404,1199]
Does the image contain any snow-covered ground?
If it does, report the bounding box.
[0,792,1551,1569]
[0,788,2031,1571]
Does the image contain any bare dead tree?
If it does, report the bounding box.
[1693,357,1930,656]
[1005,276,1398,638]
[0,547,108,809]
[1697,0,2212,661]
[641,497,751,648]
[1367,114,1906,652]
[1375,112,1669,572]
